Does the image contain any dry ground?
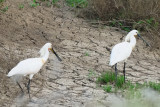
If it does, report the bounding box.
[0,0,160,106]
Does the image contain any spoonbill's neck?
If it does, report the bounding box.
[129,35,136,48]
[42,48,50,62]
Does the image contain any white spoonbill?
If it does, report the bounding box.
[109,30,150,82]
[7,43,62,99]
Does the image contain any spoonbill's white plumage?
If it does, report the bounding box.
[109,30,150,82]
[7,43,62,99]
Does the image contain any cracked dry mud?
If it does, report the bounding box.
[0,0,160,107]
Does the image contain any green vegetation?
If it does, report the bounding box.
[46,2,51,7]
[47,0,59,6]
[88,69,96,78]
[97,71,125,88]
[86,0,160,30]
[40,0,59,7]
[107,18,159,32]
[66,0,88,8]
[84,0,160,49]
[30,0,39,7]
[148,82,160,91]
[1,6,8,12]
[97,71,116,84]
[84,52,89,56]
[52,0,59,4]
[0,0,4,3]
[30,3,38,7]
[109,20,131,32]
[103,85,112,93]
[97,71,160,93]
[19,4,24,9]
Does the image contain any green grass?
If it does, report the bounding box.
[19,4,24,9]
[97,71,160,93]
[97,72,115,83]
[84,52,89,56]
[108,18,159,32]
[1,6,8,12]
[52,0,59,4]
[103,85,112,93]
[88,69,96,78]
[109,20,131,32]
[148,82,160,91]
[0,0,4,3]
[30,3,38,7]
[97,72,160,107]
[86,0,160,33]
[116,75,125,88]
[40,0,59,7]
[115,88,160,107]
[134,18,159,31]
[47,0,59,6]
[65,0,88,8]
[30,0,39,7]
[97,71,124,87]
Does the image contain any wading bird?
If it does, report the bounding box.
[109,30,150,82]
[7,43,62,99]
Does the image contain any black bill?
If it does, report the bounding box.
[138,34,151,47]
[51,48,62,61]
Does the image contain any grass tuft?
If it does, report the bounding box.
[40,0,59,7]
[52,0,59,4]
[66,0,88,8]
[103,85,112,93]
[84,52,89,56]
[19,4,24,9]
[30,0,39,7]
[97,72,115,84]
[1,6,8,12]
[97,71,160,93]
[97,71,125,88]
[148,82,160,91]
[0,0,4,3]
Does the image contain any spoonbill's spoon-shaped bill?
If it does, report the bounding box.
[137,34,151,47]
[51,48,62,61]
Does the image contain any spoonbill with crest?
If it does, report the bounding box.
[7,43,62,99]
[109,30,150,82]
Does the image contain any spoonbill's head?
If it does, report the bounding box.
[39,43,62,61]
[126,30,139,38]
[45,43,52,50]
[125,30,151,47]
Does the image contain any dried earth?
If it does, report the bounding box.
[0,0,160,107]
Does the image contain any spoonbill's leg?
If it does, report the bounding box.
[17,82,24,93]
[27,79,31,99]
[115,63,117,83]
[123,62,126,83]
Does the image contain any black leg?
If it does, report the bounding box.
[123,62,126,83]
[17,82,24,93]
[27,79,31,99]
[115,63,117,83]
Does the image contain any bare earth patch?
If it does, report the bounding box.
[0,0,160,106]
